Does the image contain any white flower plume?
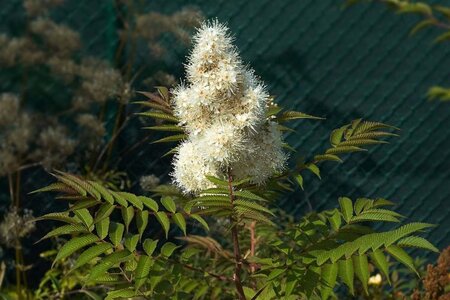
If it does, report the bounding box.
[171,20,287,193]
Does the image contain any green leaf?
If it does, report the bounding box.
[234,200,274,216]
[125,255,138,273]
[233,190,268,202]
[435,31,450,43]
[152,134,187,144]
[155,212,170,238]
[278,110,324,122]
[161,196,177,213]
[39,224,86,242]
[339,197,353,223]
[121,206,135,232]
[266,105,283,117]
[369,249,390,285]
[79,290,103,300]
[384,222,435,246]
[352,254,369,295]
[398,3,432,15]
[338,258,354,295]
[326,146,366,155]
[55,172,101,200]
[160,242,179,258]
[267,268,286,281]
[87,250,132,282]
[173,213,187,235]
[321,263,338,300]
[307,163,321,179]
[74,209,94,230]
[200,188,228,195]
[54,234,99,265]
[137,111,178,123]
[330,127,347,147]
[105,288,135,300]
[109,222,124,247]
[386,245,418,275]
[110,191,127,207]
[314,154,343,163]
[118,192,143,210]
[139,196,159,212]
[96,217,110,240]
[327,209,342,231]
[354,198,371,215]
[54,172,95,197]
[136,210,149,241]
[35,212,79,225]
[295,174,304,190]
[435,5,450,19]
[30,182,70,194]
[410,19,437,35]
[53,173,86,196]
[397,236,439,252]
[94,203,115,223]
[69,199,98,211]
[144,124,183,132]
[190,195,231,205]
[143,239,158,256]
[190,214,209,231]
[88,181,114,204]
[124,234,139,252]
[92,273,122,284]
[350,212,400,223]
[205,175,228,187]
[135,255,153,290]
[235,207,274,225]
[373,198,395,208]
[428,86,450,101]
[155,86,169,101]
[233,177,252,187]
[74,243,112,270]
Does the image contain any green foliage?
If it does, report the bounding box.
[33,173,213,298]
[34,90,438,299]
[35,171,437,299]
[291,119,398,190]
[250,197,436,299]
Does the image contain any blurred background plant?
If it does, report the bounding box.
[0,0,202,296]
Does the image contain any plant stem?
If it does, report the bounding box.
[15,245,21,298]
[8,175,21,296]
[227,169,246,300]
[175,260,230,282]
[249,221,257,273]
[15,171,21,207]
[8,174,14,205]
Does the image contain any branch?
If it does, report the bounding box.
[227,168,247,300]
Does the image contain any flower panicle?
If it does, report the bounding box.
[171,20,287,193]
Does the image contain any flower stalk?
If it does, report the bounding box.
[227,168,246,300]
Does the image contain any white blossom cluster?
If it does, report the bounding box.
[172,21,287,193]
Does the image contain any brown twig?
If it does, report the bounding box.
[227,168,246,300]
[177,261,230,282]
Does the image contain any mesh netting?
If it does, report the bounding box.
[0,0,449,279]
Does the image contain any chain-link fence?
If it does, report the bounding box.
[1,0,449,276]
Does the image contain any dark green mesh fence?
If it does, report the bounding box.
[1,0,449,264]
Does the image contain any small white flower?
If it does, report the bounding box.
[368,274,382,286]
